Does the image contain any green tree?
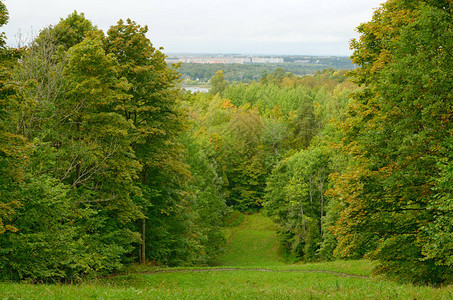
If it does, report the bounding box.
[223,105,266,210]
[105,18,187,264]
[331,0,452,284]
[180,133,230,262]
[35,11,99,50]
[0,12,144,281]
[264,146,331,261]
[210,70,228,96]
[63,37,141,218]
[0,0,30,235]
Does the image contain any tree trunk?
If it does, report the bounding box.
[319,173,324,239]
[140,218,146,264]
[309,174,313,210]
[139,166,148,264]
[301,203,306,237]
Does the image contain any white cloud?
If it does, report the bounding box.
[2,0,384,55]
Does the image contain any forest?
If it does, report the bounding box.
[175,58,355,85]
[0,0,452,286]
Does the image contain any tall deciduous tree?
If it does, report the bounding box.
[63,37,141,218]
[105,19,187,264]
[1,12,145,281]
[35,11,99,50]
[0,0,30,235]
[210,70,228,96]
[264,146,331,261]
[331,0,452,284]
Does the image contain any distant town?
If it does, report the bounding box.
[165,54,339,65]
[171,54,355,85]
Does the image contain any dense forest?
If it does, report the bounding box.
[0,0,451,285]
[175,59,355,85]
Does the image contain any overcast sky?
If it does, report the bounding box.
[2,0,384,56]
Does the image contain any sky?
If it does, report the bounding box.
[2,0,384,56]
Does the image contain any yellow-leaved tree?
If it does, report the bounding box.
[330,0,452,284]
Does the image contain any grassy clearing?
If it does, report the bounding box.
[1,213,452,299]
[1,267,452,299]
[287,259,376,277]
[213,213,283,266]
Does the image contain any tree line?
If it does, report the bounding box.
[175,60,355,85]
[0,5,228,281]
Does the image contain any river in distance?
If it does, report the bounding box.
[182,86,210,93]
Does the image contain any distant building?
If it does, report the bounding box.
[251,57,284,63]
[165,55,283,64]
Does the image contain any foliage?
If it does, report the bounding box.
[0,0,31,235]
[187,68,352,213]
[0,7,231,281]
[2,261,453,299]
[2,0,450,286]
[34,11,99,50]
[330,0,453,284]
[181,134,230,262]
[264,146,332,261]
[209,70,228,96]
[175,59,355,84]
[0,176,138,281]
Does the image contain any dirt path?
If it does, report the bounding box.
[137,268,369,279]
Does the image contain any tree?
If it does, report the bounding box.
[209,70,228,96]
[0,12,145,281]
[287,94,318,149]
[0,0,30,235]
[223,105,266,210]
[331,0,452,284]
[63,37,141,217]
[105,19,187,264]
[35,11,99,50]
[264,146,331,261]
[180,133,230,263]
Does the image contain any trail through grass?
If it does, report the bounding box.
[1,213,452,299]
[213,213,283,266]
[2,268,452,299]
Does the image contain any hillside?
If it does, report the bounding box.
[213,213,283,266]
[2,213,452,299]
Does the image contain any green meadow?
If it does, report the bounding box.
[1,214,452,299]
[213,213,283,267]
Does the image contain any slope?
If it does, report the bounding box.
[213,213,284,266]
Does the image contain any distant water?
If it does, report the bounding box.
[183,86,210,93]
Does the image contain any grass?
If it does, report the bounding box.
[1,213,452,299]
[1,267,452,299]
[213,213,283,266]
